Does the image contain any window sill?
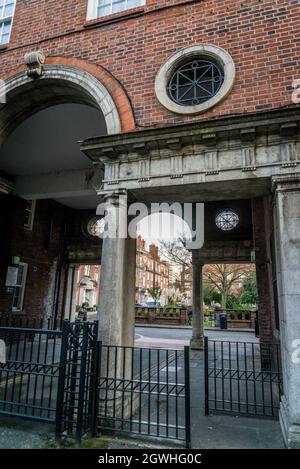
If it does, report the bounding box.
[84,6,145,28]
[0,44,8,51]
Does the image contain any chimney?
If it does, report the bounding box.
[149,244,159,259]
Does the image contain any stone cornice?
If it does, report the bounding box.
[271,173,300,193]
[81,108,300,162]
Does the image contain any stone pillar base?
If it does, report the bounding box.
[280,397,300,449]
[190,336,204,350]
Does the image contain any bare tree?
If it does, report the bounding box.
[158,239,192,268]
[159,239,255,309]
[203,264,255,309]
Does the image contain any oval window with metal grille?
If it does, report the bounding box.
[215,209,240,232]
[155,45,235,115]
[87,217,106,238]
[168,59,224,107]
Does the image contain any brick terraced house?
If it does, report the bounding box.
[136,236,171,305]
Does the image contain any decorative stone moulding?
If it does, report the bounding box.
[155,44,236,115]
[24,51,46,78]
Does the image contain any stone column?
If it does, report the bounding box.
[190,253,204,350]
[98,190,135,347]
[97,191,137,420]
[272,175,300,448]
[122,235,137,348]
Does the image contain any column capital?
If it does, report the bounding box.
[271,173,300,193]
[98,189,137,206]
[100,189,127,200]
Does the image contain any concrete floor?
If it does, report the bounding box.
[189,350,284,449]
[0,327,285,449]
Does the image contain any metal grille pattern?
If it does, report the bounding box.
[204,338,282,418]
[0,324,62,422]
[93,345,191,448]
[168,59,224,106]
[215,209,240,231]
[55,321,98,442]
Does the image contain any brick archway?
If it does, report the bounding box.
[46,57,136,132]
[0,57,135,143]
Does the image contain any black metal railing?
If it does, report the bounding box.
[55,320,98,443]
[204,337,282,418]
[0,324,62,422]
[0,315,57,330]
[93,344,191,448]
[0,319,191,447]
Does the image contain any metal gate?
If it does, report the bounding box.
[92,344,191,448]
[0,324,62,422]
[204,337,282,418]
[0,320,191,447]
[55,320,98,442]
[55,322,191,447]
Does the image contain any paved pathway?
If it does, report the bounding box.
[135,327,283,449]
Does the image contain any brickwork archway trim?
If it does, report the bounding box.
[1,57,135,135]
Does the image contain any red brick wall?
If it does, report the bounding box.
[0,0,299,129]
[0,196,66,323]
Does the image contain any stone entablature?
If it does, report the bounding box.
[194,240,253,264]
[81,109,300,194]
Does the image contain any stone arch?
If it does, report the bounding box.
[0,57,135,144]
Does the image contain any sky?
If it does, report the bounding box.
[136,212,192,247]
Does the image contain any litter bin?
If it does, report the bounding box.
[220,312,228,330]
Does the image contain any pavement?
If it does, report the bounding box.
[135,327,284,449]
[135,326,258,349]
[0,416,54,449]
[0,327,285,449]
[189,350,284,449]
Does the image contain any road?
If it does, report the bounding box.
[135,326,258,349]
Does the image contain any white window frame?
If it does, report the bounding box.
[0,0,17,45]
[87,0,145,21]
[12,262,28,312]
[24,199,36,231]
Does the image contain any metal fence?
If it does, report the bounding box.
[0,324,62,422]
[204,337,282,418]
[55,321,98,442]
[93,344,191,448]
[52,321,191,447]
[0,319,284,446]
